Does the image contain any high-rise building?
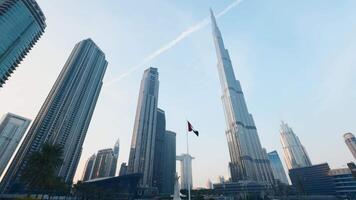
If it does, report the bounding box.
[210,9,274,184]
[0,113,31,177]
[82,154,96,182]
[91,148,116,179]
[111,139,120,177]
[267,151,289,185]
[0,0,46,87]
[160,130,176,194]
[0,39,107,193]
[152,108,166,190]
[127,67,159,187]
[119,162,128,176]
[280,122,312,170]
[344,133,356,160]
[176,154,194,190]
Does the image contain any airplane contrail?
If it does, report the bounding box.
[104,0,243,87]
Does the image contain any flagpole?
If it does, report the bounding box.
[186,121,191,200]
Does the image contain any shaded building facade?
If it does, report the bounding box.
[289,163,335,196]
[0,39,107,193]
[0,113,31,177]
[0,0,46,87]
[127,67,159,187]
[210,9,274,184]
[280,122,312,170]
[329,168,356,199]
[268,150,289,185]
[82,154,96,182]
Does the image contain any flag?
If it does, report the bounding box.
[187,121,199,136]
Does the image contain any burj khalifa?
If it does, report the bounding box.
[210,10,274,184]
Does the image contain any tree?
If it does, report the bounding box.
[20,143,64,194]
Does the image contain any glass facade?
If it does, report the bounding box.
[128,67,159,187]
[289,163,335,195]
[280,122,312,170]
[0,113,30,177]
[268,151,289,185]
[0,0,46,87]
[210,9,274,184]
[0,39,107,193]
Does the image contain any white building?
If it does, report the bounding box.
[176,154,194,189]
[0,113,31,177]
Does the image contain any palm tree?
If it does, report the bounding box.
[21,143,64,195]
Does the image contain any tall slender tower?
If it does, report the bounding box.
[210,10,274,184]
[0,39,107,193]
[0,0,46,87]
[0,113,31,177]
[128,67,159,187]
[343,133,356,160]
[280,122,312,169]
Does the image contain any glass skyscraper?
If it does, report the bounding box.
[0,0,46,87]
[210,9,274,184]
[280,121,312,170]
[152,108,176,195]
[0,39,107,193]
[344,132,356,160]
[0,113,31,177]
[91,148,116,180]
[267,151,289,185]
[128,67,159,187]
[82,154,96,182]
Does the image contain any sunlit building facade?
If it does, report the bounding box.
[0,113,31,177]
[0,0,46,87]
[280,122,312,170]
[177,154,194,190]
[344,133,356,160]
[210,9,274,184]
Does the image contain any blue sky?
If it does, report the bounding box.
[1,0,356,187]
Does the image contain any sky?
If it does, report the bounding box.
[1,0,356,188]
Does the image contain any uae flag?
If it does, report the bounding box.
[187,121,199,136]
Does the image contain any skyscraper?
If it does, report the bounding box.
[128,67,159,187]
[0,0,46,87]
[0,39,107,193]
[210,9,274,184]
[152,108,166,190]
[0,113,31,177]
[161,130,176,194]
[91,148,116,179]
[111,139,120,176]
[176,154,194,190]
[280,121,312,169]
[82,154,96,182]
[344,133,356,160]
[267,151,289,185]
